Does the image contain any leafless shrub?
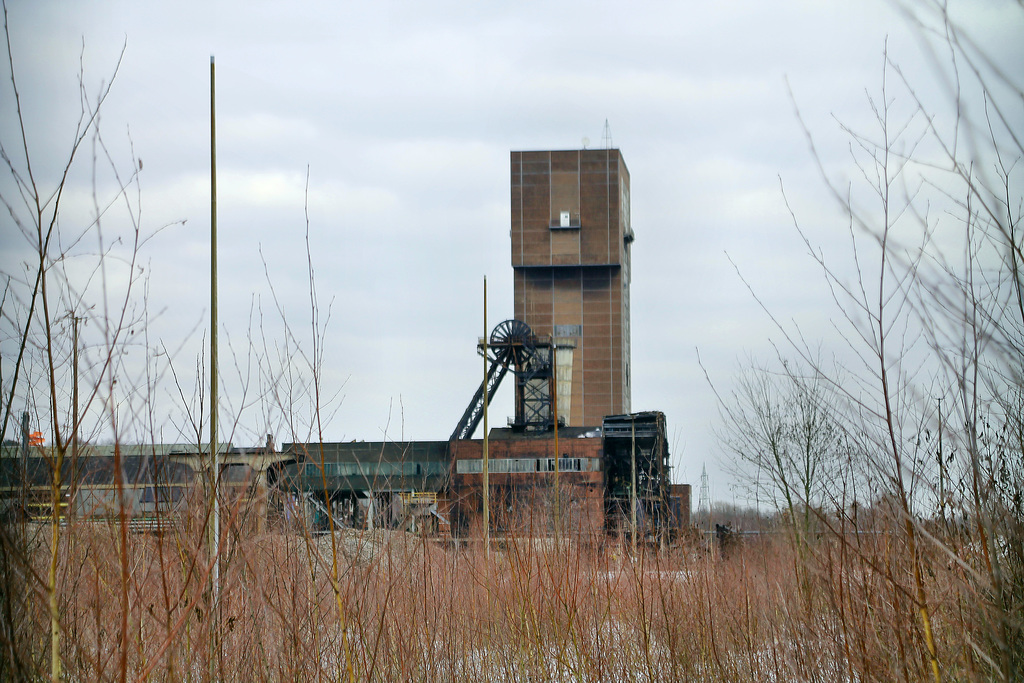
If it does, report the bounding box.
[711,3,1023,680]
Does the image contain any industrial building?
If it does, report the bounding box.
[512,149,633,427]
[1,148,690,541]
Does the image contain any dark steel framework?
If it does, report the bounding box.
[601,412,672,537]
[451,319,555,441]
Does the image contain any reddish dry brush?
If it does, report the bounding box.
[5,516,1011,682]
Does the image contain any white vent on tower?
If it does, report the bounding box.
[560,211,571,228]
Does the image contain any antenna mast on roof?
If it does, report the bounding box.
[602,119,613,149]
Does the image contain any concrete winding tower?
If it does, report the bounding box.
[510,149,633,428]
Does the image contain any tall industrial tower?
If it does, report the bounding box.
[510,149,633,428]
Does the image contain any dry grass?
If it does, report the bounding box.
[2,511,1010,682]
[1,4,1019,680]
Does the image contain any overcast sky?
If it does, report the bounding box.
[2,1,1021,502]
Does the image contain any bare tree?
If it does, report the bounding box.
[762,5,1023,679]
[711,358,842,550]
[0,4,179,679]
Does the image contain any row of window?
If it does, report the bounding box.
[456,457,600,475]
[302,458,601,479]
[140,486,187,503]
[308,461,448,479]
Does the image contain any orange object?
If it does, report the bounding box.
[28,431,44,446]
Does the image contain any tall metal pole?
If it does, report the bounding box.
[631,416,637,556]
[937,397,946,527]
[209,54,221,676]
[71,316,80,510]
[552,342,560,540]
[20,410,28,516]
[482,277,489,554]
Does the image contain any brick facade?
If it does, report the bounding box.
[449,429,605,536]
[511,149,632,427]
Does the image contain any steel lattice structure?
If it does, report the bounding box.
[451,319,555,441]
